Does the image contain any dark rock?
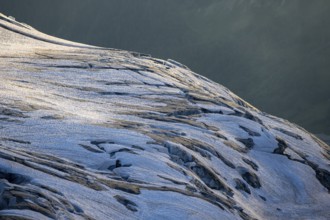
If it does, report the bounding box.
[242,158,259,171]
[273,138,288,154]
[236,138,255,150]
[244,111,264,125]
[0,107,27,118]
[234,178,251,194]
[0,170,30,185]
[41,115,64,120]
[114,195,138,212]
[274,127,303,140]
[315,168,330,192]
[238,168,261,188]
[239,125,261,137]
[166,142,193,163]
[191,165,232,196]
[216,153,236,169]
[0,138,31,145]
[169,108,202,117]
[108,160,131,171]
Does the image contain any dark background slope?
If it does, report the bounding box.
[1,0,330,136]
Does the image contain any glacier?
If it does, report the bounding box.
[0,13,329,220]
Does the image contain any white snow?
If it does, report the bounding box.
[0,13,329,220]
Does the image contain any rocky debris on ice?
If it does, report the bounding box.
[0,13,329,220]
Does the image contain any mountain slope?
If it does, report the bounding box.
[3,0,330,135]
[0,13,329,220]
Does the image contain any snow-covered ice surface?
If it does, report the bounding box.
[0,13,329,220]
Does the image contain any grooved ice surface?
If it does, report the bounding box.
[0,13,329,220]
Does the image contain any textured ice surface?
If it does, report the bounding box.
[0,13,329,220]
